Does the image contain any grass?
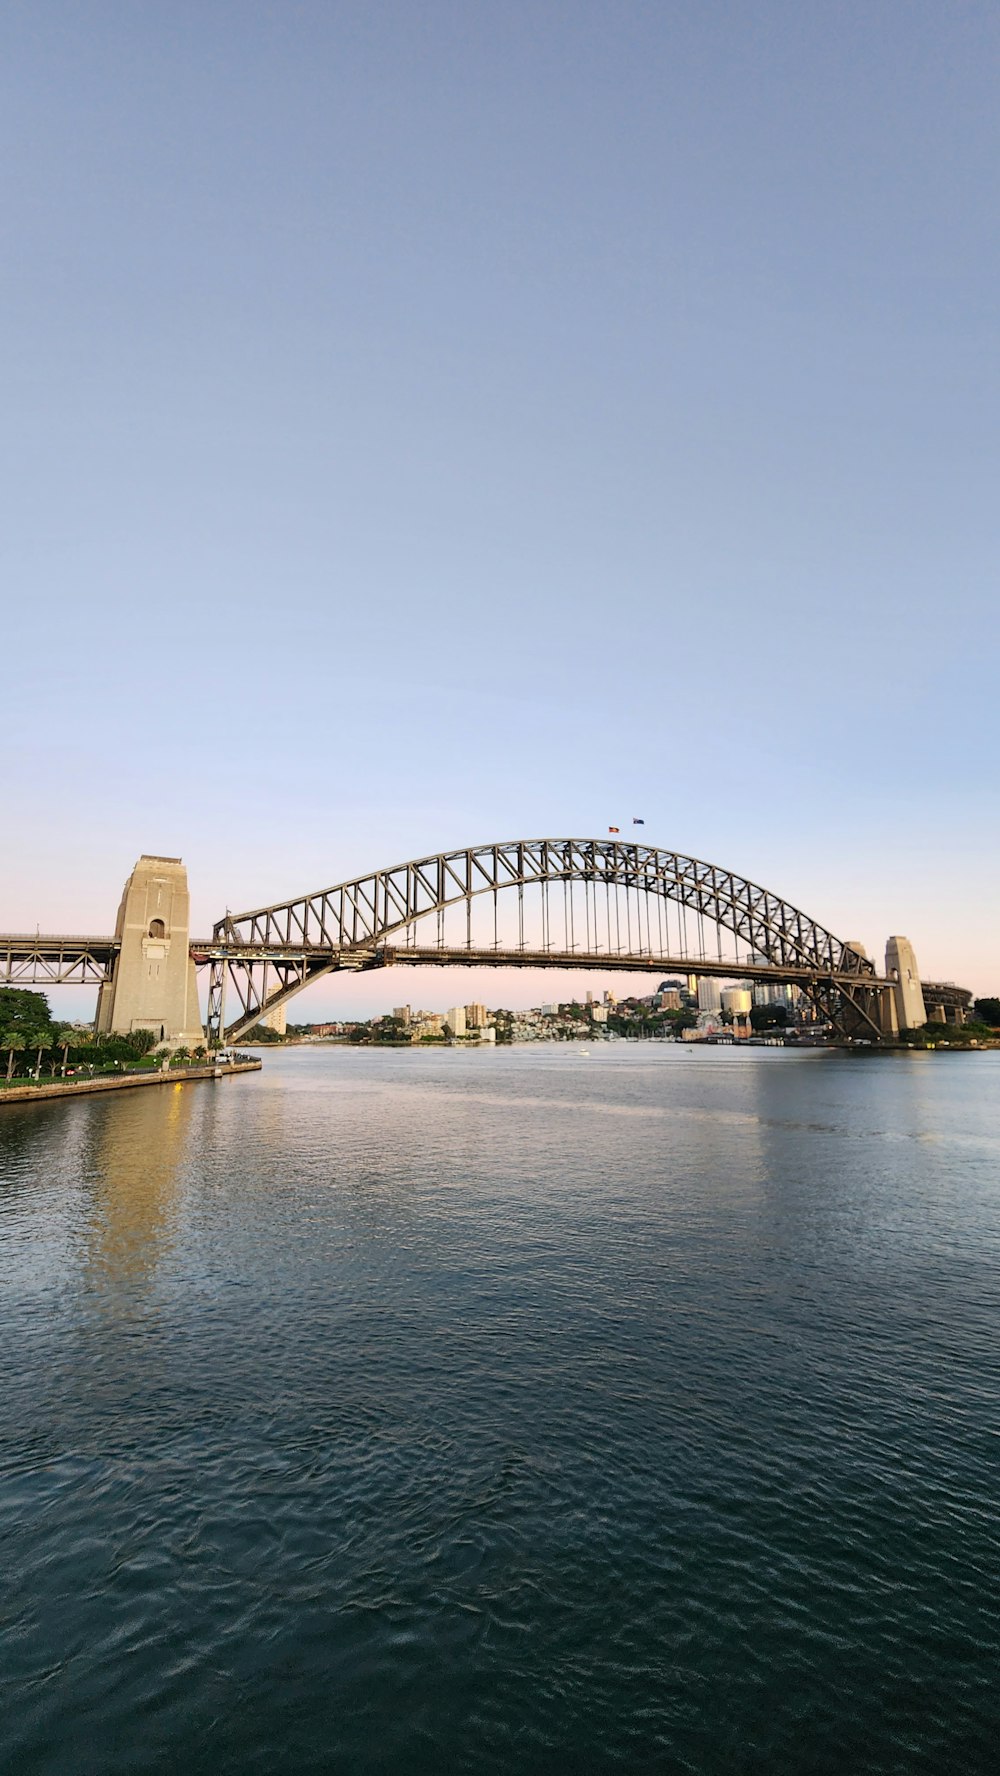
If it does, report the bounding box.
[0,1058,216,1090]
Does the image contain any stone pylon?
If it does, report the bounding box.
[94,856,205,1048]
[885,936,927,1031]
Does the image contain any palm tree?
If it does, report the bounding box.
[29,1030,50,1080]
[55,1025,75,1076]
[3,1030,24,1081]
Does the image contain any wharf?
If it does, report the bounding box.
[0,1059,261,1107]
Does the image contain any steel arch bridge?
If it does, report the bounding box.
[201,837,887,1043]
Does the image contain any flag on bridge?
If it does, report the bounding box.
[608,825,620,834]
[633,817,645,825]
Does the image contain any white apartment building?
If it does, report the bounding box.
[721,988,752,1017]
[697,978,722,1012]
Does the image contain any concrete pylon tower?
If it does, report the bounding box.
[885,936,926,1031]
[94,855,205,1048]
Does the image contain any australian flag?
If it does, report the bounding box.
[632,817,645,825]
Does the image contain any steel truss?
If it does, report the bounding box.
[0,936,117,987]
[203,839,888,1043]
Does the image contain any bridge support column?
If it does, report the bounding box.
[885,936,927,1031]
[879,986,900,1038]
[94,855,205,1049]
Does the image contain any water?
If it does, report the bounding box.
[2,1045,999,1774]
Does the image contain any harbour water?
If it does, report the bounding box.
[2,1045,999,1773]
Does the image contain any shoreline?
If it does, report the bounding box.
[241,1037,997,1054]
[0,1059,261,1107]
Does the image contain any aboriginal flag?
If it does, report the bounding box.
[608,825,620,834]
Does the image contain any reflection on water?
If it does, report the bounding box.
[2,1046,1000,1776]
[84,1082,193,1289]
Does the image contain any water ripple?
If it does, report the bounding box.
[2,1046,999,1773]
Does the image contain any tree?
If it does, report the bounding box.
[0,988,53,1035]
[25,1030,49,1080]
[3,1030,25,1081]
[974,997,1000,1028]
[50,1024,76,1076]
[751,1004,788,1031]
[0,991,58,1079]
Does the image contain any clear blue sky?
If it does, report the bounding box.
[4,0,998,1013]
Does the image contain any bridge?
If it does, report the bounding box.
[1,838,970,1045]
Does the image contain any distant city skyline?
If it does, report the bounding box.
[3,3,997,996]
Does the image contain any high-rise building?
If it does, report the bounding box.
[754,980,802,1009]
[464,1002,487,1028]
[445,1006,466,1037]
[721,988,752,1017]
[393,1006,411,1026]
[697,977,722,1012]
[746,953,800,1010]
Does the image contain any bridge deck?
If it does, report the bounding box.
[3,933,968,1003]
[1,935,118,985]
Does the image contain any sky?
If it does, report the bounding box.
[3,0,998,1018]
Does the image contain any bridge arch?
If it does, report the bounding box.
[205,838,883,1042]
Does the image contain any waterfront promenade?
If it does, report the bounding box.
[0,1058,260,1107]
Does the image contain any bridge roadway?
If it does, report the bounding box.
[193,941,889,989]
[1,935,118,986]
[2,932,889,989]
[1,932,971,1026]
